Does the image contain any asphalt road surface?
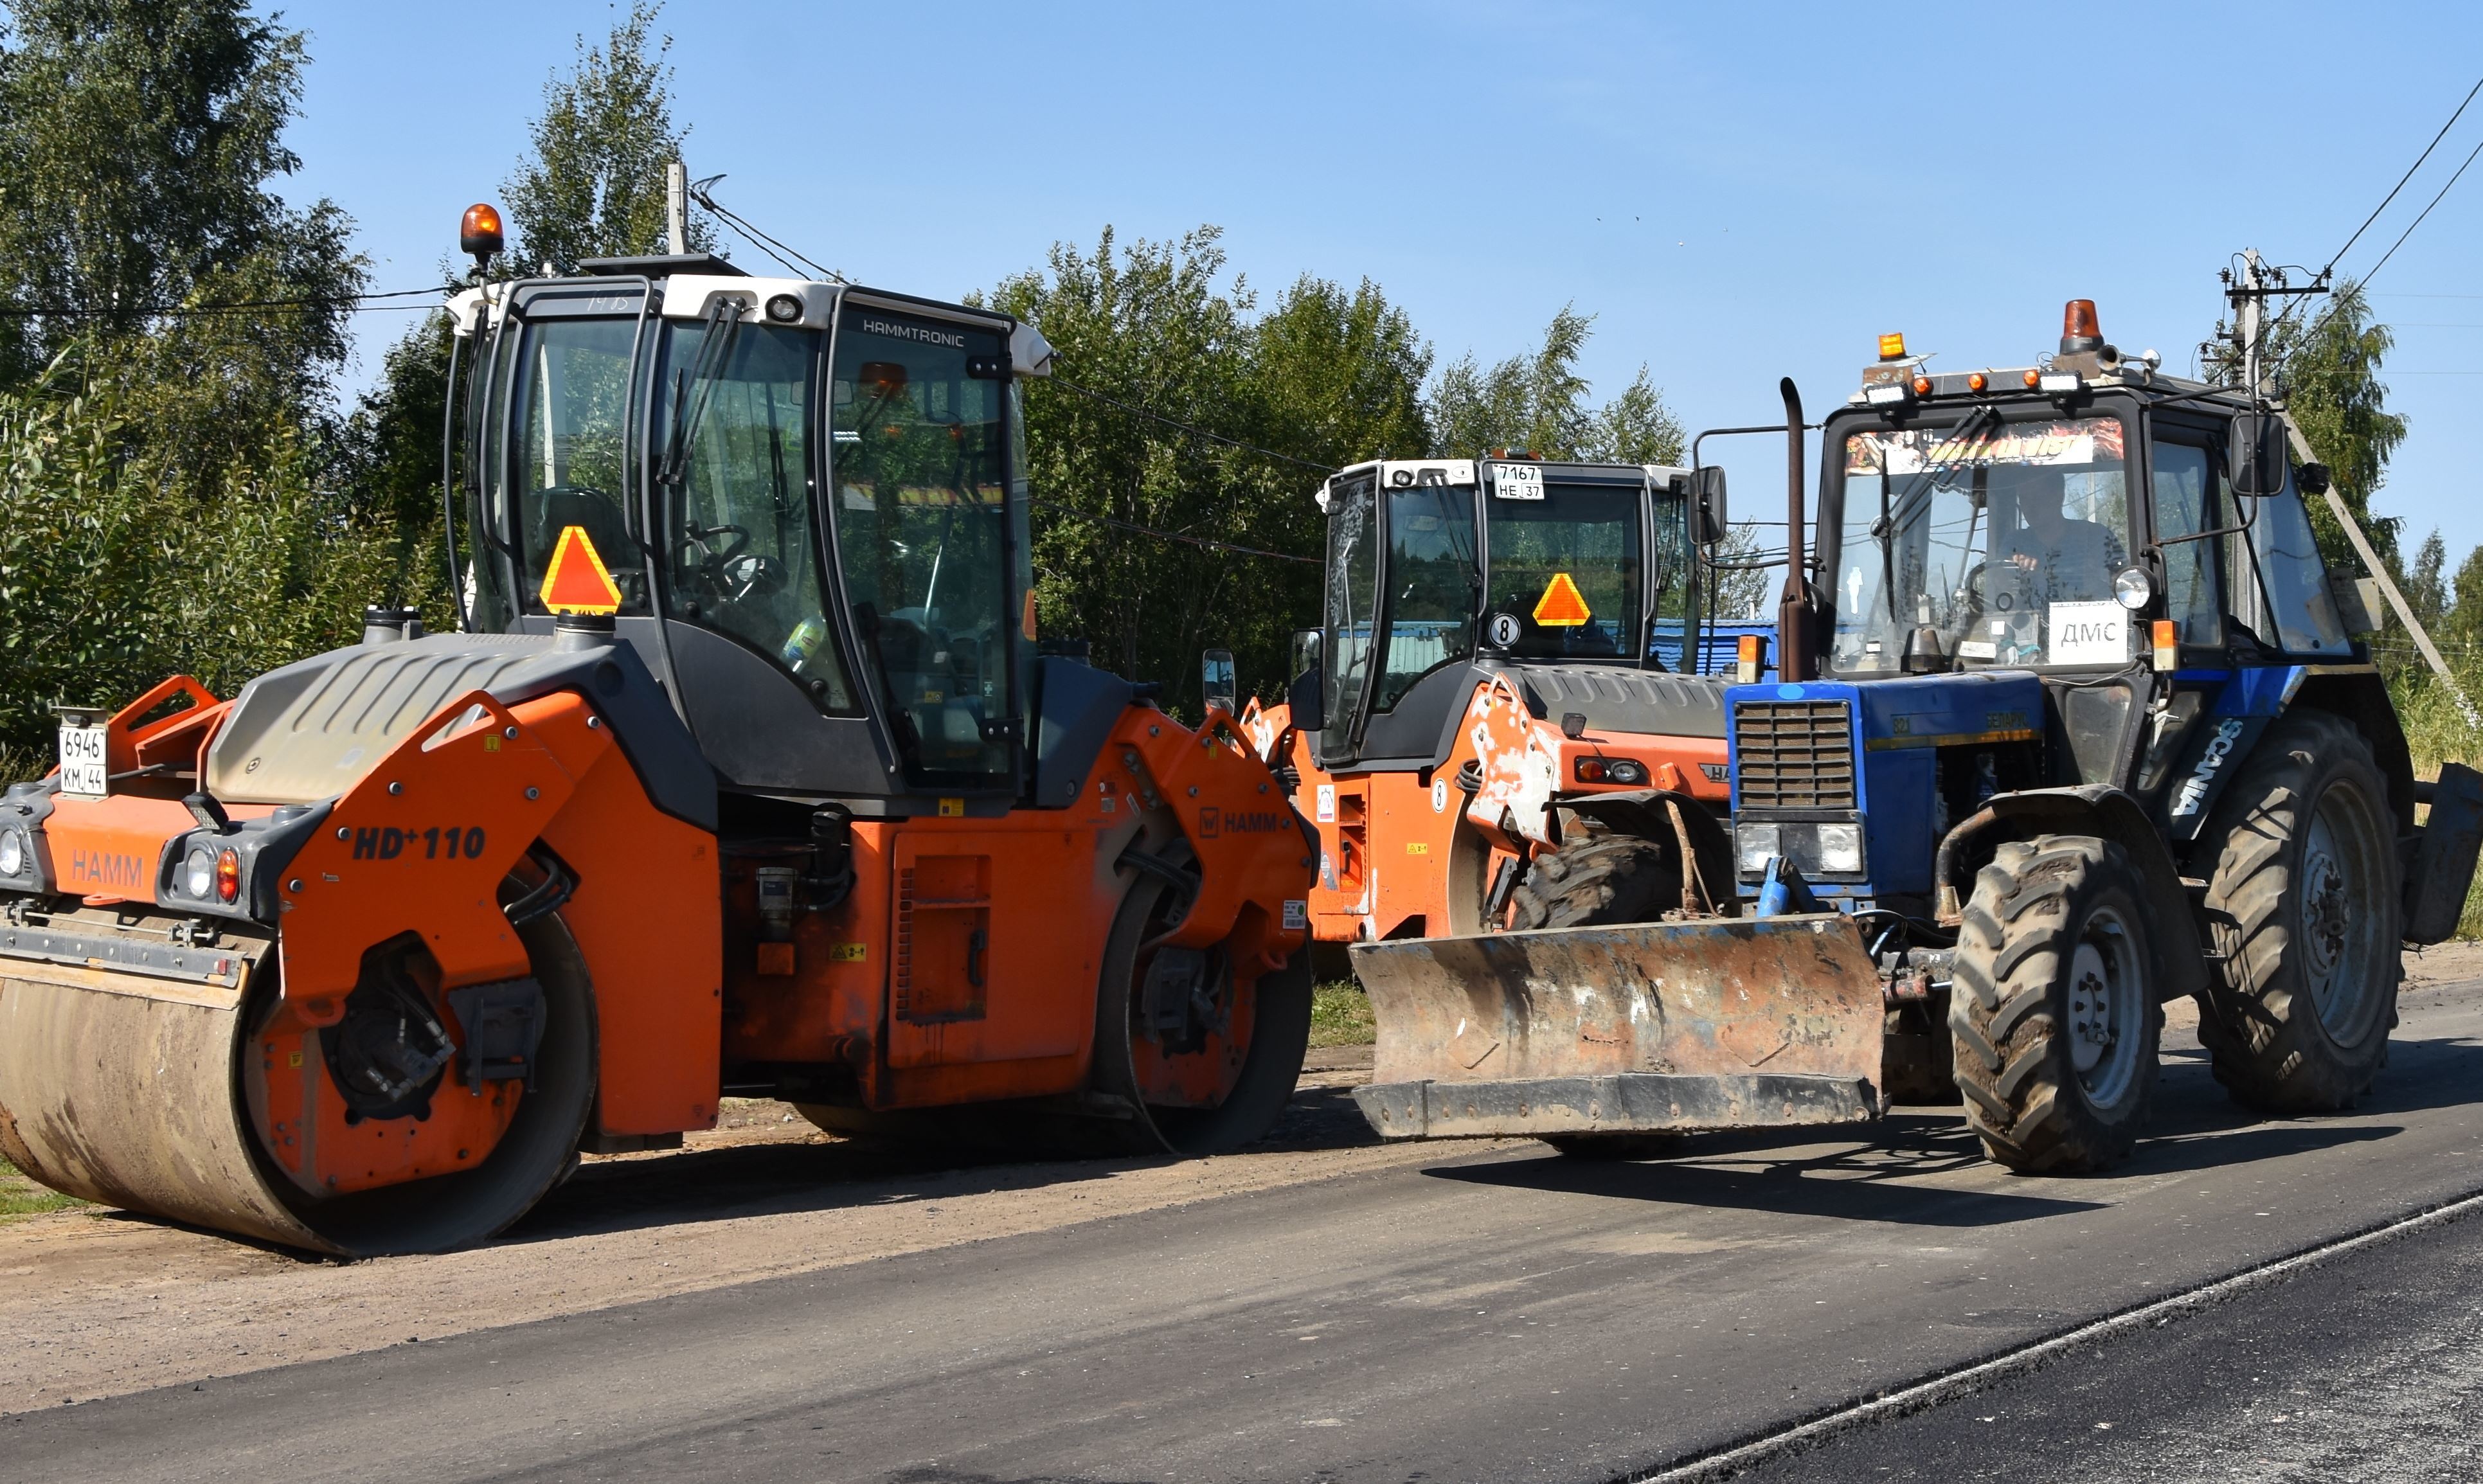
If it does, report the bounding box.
[9,974,2483,1483]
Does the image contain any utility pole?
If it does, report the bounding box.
[665,161,689,256]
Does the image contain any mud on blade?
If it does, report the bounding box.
[1349,914,1885,1140]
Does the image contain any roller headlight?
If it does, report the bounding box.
[764,293,803,323]
[0,828,22,877]
[184,846,217,898]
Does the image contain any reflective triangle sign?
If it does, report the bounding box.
[540,525,624,615]
[1532,571,1592,627]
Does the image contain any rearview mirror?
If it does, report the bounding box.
[1290,627,1321,681]
[2231,411,2289,497]
[1692,465,1729,546]
[1286,665,1325,733]
[1201,648,1236,714]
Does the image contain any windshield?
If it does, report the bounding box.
[1322,474,1379,745]
[1484,478,1640,659]
[830,305,1017,786]
[652,317,850,709]
[1831,416,2133,673]
[1374,481,1478,711]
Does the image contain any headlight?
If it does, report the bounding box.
[185,846,216,898]
[1736,820,1865,878]
[1574,757,1649,785]
[1735,822,1780,875]
[1812,822,1865,875]
[2113,565,2156,611]
[0,828,22,877]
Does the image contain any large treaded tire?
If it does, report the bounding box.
[1507,834,1682,932]
[1950,836,2160,1174]
[2196,709,2401,1113]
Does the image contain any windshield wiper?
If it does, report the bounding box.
[656,296,746,492]
[1867,404,1997,542]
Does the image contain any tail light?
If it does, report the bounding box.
[215,849,240,904]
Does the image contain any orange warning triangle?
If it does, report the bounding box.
[1532,571,1593,627]
[539,526,624,615]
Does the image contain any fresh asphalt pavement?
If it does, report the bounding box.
[8,981,2483,1484]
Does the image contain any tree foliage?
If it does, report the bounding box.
[499,1,710,274]
[1430,306,1685,465]
[2270,281,2407,573]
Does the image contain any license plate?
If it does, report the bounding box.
[57,724,108,798]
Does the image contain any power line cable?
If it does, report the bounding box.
[0,283,456,318]
[2319,74,2483,281]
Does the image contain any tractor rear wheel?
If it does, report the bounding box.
[1506,834,1683,932]
[1950,836,2160,1174]
[2196,710,2400,1112]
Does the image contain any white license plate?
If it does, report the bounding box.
[57,724,108,798]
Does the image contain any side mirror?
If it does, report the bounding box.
[1290,627,1322,681]
[1286,666,1325,733]
[2297,462,2333,496]
[1692,466,1729,546]
[2231,411,2290,497]
[1201,648,1236,714]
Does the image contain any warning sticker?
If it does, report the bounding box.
[1532,572,1593,627]
[539,525,625,615]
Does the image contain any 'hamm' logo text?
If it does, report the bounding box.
[69,850,144,889]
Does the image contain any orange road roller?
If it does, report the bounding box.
[0,224,1314,1256]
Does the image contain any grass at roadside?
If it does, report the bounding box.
[1,1155,85,1220]
[1309,981,1376,1048]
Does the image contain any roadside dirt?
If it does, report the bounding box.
[5,945,2476,1415]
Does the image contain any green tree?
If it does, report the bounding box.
[989,228,1433,708]
[0,0,366,491]
[1429,306,1685,465]
[2409,528,2448,632]
[2271,281,2407,571]
[499,0,711,274]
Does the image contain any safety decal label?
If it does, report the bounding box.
[539,525,624,615]
[1316,783,1336,823]
[1282,899,1308,931]
[1533,572,1593,627]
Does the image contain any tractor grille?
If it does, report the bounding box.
[1733,700,1857,810]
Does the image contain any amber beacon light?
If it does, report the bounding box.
[460,202,505,271]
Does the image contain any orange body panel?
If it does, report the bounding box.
[1242,672,1727,945]
[719,704,1311,1114]
[244,975,523,1197]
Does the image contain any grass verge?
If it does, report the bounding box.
[1309,980,1375,1048]
[1,1155,85,1220]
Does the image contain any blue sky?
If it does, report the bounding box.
[282,1,2483,569]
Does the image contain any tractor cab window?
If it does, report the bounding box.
[1322,473,1381,747]
[651,317,850,710]
[1482,477,1641,659]
[1374,481,1478,712]
[830,307,1017,787]
[2241,477,2351,656]
[2147,439,2225,646]
[502,315,652,616]
[1833,416,2133,672]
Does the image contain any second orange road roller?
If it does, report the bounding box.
[0,208,1316,1256]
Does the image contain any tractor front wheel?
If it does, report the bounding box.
[2197,710,2400,1112]
[1950,835,2160,1174]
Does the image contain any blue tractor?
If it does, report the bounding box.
[1353,299,2483,1174]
